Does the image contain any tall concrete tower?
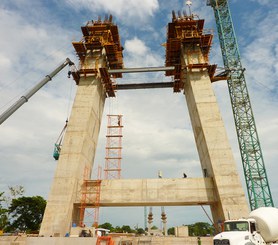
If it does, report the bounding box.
[165,12,249,224]
[39,17,123,236]
[40,13,249,237]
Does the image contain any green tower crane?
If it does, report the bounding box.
[207,0,274,210]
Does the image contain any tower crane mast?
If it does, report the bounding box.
[207,0,274,210]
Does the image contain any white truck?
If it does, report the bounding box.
[213,207,278,245]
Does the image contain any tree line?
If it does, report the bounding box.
[0,186,46,233]
[99,222,214,236]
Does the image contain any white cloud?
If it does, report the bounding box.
[249,0,278,5]
[241,9,278,90]
[0,53,11,69]
[66,0,159,24]
[123,37,164,70]
[0,3,77,198]
[125,38,148,56]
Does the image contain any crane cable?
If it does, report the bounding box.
[53,119,68,160]
[53,71,75,160]
[55,119,68,146]
[66,66,74,117]
[57,66,75,145]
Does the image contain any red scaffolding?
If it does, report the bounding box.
[79,166,102,228]
[104,115,123,179]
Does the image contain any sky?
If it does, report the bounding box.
[0,0,278,230]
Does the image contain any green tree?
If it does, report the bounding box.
[121,225,133,233]
[0,186,24,231]
[188,222,214,236]
[0,192,9,230]
[113,225,122,233]
[136,227,146,235]
[98,222,114,232]
[168,227,175,235]
[8,186,24,198]
[8,196,46,233]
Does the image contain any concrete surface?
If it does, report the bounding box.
[39,50,107,237]
[76,177,216,206]
[0,236,213,245]
[181,44,249,224]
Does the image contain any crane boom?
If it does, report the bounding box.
[0,58,74,125]
[207,0,274,209]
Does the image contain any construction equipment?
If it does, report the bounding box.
[207,0,274,210]
[53,119,68,160]
[0,58,75,125]
[213,207,278,244]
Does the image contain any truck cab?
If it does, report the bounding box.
[213,219,266,245]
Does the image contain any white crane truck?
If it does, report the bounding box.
[213,207,278,245]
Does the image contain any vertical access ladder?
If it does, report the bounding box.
[207,0,274,209]
[104,115,123,179]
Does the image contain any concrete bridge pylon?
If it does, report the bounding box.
[39,14,249,237]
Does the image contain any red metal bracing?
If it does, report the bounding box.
[72,42,86,63]
[165,39,181,76]
[99,68,116,97]
[173,64,182,92]
[72,16,123,95]
[79,166,102,228]
[165,13,217,92]
[96,236,114,245]
[81,26,90,37]
[71,69,81,85]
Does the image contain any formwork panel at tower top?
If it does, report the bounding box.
[165,13,217,92]
[72,17,124,90]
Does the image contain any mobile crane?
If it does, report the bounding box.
[207,0,274,210]
[0,58,75,125]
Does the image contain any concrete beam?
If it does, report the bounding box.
[75,178,217,207]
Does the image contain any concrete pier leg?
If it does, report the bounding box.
[181,46,249,226]
[39,74,106,237]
